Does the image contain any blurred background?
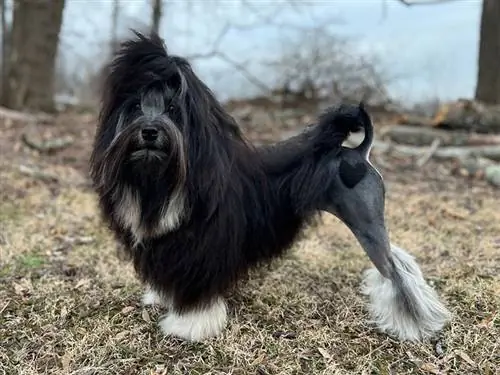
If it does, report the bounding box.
[2,0,498,185]
[0,0,492,113]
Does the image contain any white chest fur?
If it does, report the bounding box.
[113,186,186,245]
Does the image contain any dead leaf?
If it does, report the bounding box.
[12,279,32,296]
[74,236,94,245]
[477,312,496,329]
[60,306,68,319]
[250,353,266,366]
[420,362,441,374]
[121,306,135,314]
[142,309,151,323]
[317,347,331,359]
[115,331,128,341]
[61,352,72,372]
[74,278,90,289]
[441,205,468,220]
[457,350,476,367]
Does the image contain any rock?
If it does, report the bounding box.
[485,165,500,187]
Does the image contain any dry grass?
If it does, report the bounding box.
[1,118,499,374]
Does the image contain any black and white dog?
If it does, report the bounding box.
[89,31,451,342]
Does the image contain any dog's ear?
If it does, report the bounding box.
[339,160,367,188]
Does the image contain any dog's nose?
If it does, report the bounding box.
[141,127,159,142]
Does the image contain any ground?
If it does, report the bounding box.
[0,110,499,375]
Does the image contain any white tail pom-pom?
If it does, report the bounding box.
[361,244,451,342]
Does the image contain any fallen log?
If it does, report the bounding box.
[431,99,500,133]
[395,99,500,133]
[345,133,500,162]
[344,134,500,188]
[380,125,500,147]
[0,106,53,124]
[396,114,434,127]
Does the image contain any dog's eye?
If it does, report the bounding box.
[134,103,141,111]
[167,105,175,114]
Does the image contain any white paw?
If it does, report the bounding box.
[158,298,227,342]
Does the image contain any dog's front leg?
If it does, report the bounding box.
[158,297,228,342]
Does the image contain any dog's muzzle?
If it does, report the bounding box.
[141,126,159,143]
[138,125,165,149]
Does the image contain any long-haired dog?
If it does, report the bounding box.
[89,31,451,342]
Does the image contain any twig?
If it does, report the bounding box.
[186,22,271,93]
[396,0,460,6]
[21,133,74,153]
[216,52,270,92]
[416,138,441,167]
[19,165,59,183]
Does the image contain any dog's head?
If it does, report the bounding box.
[89,31,243,195]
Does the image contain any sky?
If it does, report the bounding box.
[59,0,483,104]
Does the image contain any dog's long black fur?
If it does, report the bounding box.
[89,32,366,320]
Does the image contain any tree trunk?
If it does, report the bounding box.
[2,0,65,113]
[474,0,500,105]
[0,0,10,102]
[111,0,120,55]
[151,0,162,35]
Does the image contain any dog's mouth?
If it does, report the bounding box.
[130,128,169,161]
[130,146,167,161]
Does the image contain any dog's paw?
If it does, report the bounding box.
[158,298,227,342]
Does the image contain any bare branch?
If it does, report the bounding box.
[215,52,270,92]
[396,0,460,6]
[416,138,441,167]
[185,21,271,92]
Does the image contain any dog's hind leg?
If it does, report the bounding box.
[360,244,451,342]
[158,297,227,341]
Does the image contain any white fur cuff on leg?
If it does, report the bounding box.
[361,245,451,342]
[159,298,227,342]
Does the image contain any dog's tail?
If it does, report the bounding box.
[361,244,452,342]
[313,102,373,155]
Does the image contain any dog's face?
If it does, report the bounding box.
[110,83,186,170]
[90,31,245,231]
[90,52,191,193]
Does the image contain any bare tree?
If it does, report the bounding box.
[151,0,163,35]
[0,0,10,103]
[475,0,500,105]
[396,0,500,105]
[268,28,391,109]
[2,0,66,112]
[111,0,120,54]
[0,0,5,95]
